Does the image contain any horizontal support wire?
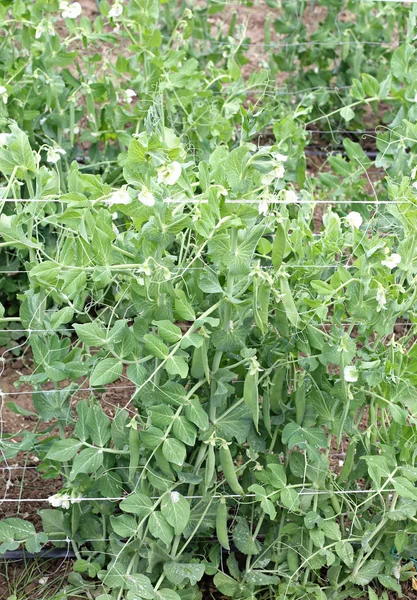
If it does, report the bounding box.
[0,198,412,204]
[0,489,398,503]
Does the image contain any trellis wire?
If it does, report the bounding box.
[0,489,399,503]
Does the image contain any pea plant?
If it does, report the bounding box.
[1,1,417,600]
[1,117,417,600]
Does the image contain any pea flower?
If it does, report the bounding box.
[381,252,401,270]
[46,146,66,164]
[108,2,123,17]
[264,165,285,185]
[157,161,182,186]
[284,189,297,203]
[0,133,8,147]
[138,188,155,206]
[125,88,136,104]
[48,493,71,509]
[344,365,358,383]
[106,186,131,207]
[345,211,363,229]
[59,1,82,18]
[170,491,180,503]
[376,283,387,311]
[0,86,8,105]
[258,200,269,215]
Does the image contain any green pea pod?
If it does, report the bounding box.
[272,223,286,271]
[263,391,272,436]
[253,280,271,335]
[202,339,210,384]
[155,446,174,477]
[295,379,306,425]
[287,548,299,574]
[280,276,299,328]
[191,345,205,380]
[270,367,286,414]
[205,443,215,491]
[129,425,140,482]
[330,493,341,515]
[275,301,289,337]
[244,369,259,431]
[219,443,244,496]
[337,438,358,483]
[216,497,230,550]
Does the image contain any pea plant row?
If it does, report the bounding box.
[1,1,417,600]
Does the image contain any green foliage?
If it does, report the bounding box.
[1,1,417,600]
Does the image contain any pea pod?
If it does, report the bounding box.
[253,280,271,335]
[205,443,216,491]
[243,369,259,431]
[280,276,299,328]
[155,446,174,477]
[219,443,244,496]
[275,301,289,337]
[272,222,286,271]
[128,423,140,482]
[191,345,205,380]
[295,378,306,425]
[337,438,358,483]
[216,497,230,550]
[191,340,210,383]
[270,367,286,414]
[262,391,272,436]
[287,548,299,574]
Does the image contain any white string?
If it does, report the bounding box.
[0,489,398,503]
[1,198,413,205]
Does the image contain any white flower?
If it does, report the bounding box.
[381,253,401,270]
[258,200,269,215]
[0,133,8,147]
[48,493,71,509]
[344,365,358,383]
[170,491,180,503]
[376,283,387,312]
[35,22,45,39]
[273,152,288,162]
[138,188,155,206]
[46,146,66,164]
[39,577,49,585]
[284,189,297,203]
[345,211,363,229]
[0,86,8,105]
[106,186,131,207]
[108,2,123,18]
[125,88,136,104]
[60,1,82,19]
[157,161,182,186]
[261,164,285,185]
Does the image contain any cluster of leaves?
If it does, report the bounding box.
[2,2,417,600]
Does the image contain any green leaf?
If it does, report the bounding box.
[46,439,82,462]
[232,518,261,555]
[144,333,170,359]
[110,514,138,537]
[90,358,123,386]
[73,322,107,346]
[282,422,327,459]
[350,560,384,586]
[174,290,196,321]
[70,447,103,478]
[152,320,182,343]
[166,355,189,378]
[126,574,155,599]
[335,541,354,566]
[280,487,299,511]
[148,512,174,546]
[120,493,153,517]
[163,562,204,586]
[172,416,197,446]
[340,106,355,122]
[161,492,190,535]
[162,438,186,466]
[185,399,209,431]
[51,307,74,329]
[393,476,417,501]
